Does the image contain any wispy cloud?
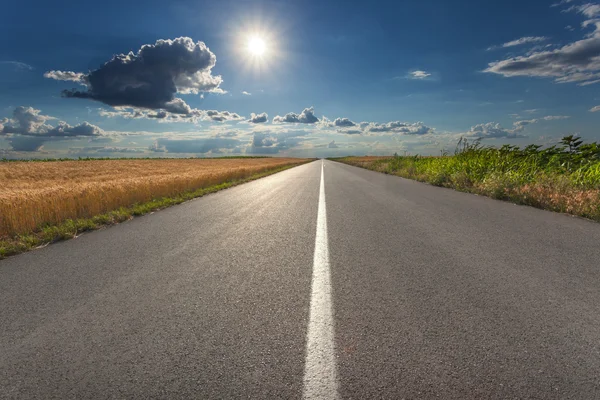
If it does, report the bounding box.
[564,3,600,18]
[242,91,251,96]
[0,61,33,70]
[590,105,600,112]
[551,0,575,7]
[484,19,600,86]
[487,36,548,51]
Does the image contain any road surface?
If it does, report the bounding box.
[2,160,600,399]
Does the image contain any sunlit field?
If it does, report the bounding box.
[0,157,306,239]
[334,136,600,221]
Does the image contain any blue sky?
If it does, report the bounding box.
[1,0,600,158]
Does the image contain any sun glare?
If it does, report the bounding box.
[248,37,266,56]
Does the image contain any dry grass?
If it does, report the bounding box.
[0,158,306,238]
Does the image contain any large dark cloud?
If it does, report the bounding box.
[0,106,107,152]
[45,37,223,114]
[484,20,600,86]
[273,107,319,124]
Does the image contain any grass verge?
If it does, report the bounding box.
[331,136,600,222]
[0,162,308,260]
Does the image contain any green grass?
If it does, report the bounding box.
[0,162,307,260]
[332,135,600,221]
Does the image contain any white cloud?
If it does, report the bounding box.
[503,36,547,48]
[362,121,434,135]
[43,70,86,83]
[409,70,432,79]
[242,91,251,96]
[565,3,600,18]
[205,110,243,122]
[248,112,268,123]
[98,106,244,123]
[0,61,33,70]
[466,115,569,139]
[273,107,319,124]
[552,0,575,7]
[487,36,548,51]
[484,20,600,86]
[590,105,600,112]
[466,122,526,139]
[0,106,108,152]
[542,115,570,120]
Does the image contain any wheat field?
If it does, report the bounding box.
[0,158,306,238]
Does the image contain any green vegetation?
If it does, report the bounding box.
[0,163,304,260]
[333,135,600,221]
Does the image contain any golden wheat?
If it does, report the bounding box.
[0,158,305,238]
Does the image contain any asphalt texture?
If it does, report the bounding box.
[1,159,600,399]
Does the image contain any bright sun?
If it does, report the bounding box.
[248,37,266,56]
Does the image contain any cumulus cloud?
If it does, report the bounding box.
[95,147,146,154]
[99,106,244,123]
[98,108,145,119]
[45,37,224,114]
[150,137,241,154]
[332,117,356,127]
[248,112,268,123]
[590,105,600,112]
[43,70,86,83]
[466,122,526,139]
[205,110,243,122]
[409,70,432,79]
[362,121,434,135]
[242,91,251,96]
[6,136,46,151]
[148,141,167,153]
[273,107,319,124]
[0,106,107,151]
[465,115,566,139]
[484,20,600,86]
[247,130,311,154]
[328,140,339,148]
[1,106,104,137]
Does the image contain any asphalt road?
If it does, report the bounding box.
[2,160,600,399]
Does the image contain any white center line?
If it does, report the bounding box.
[303,160,339,400]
